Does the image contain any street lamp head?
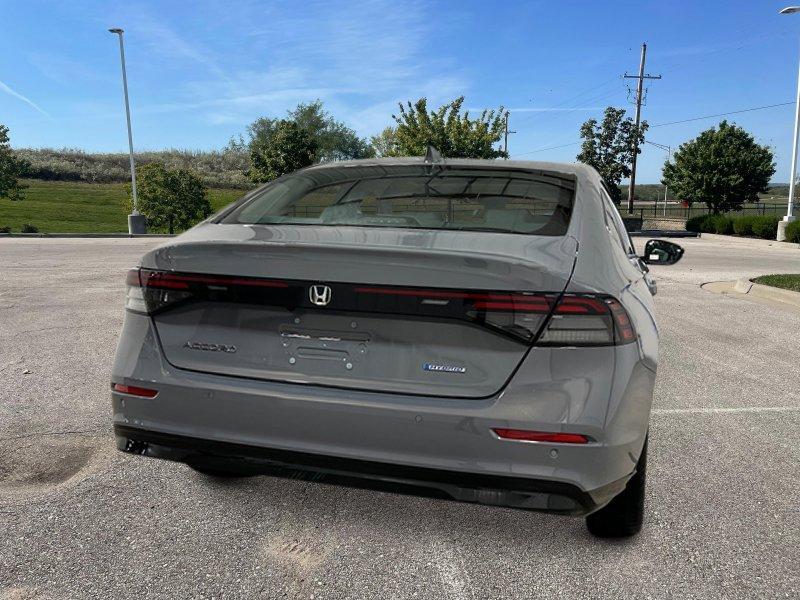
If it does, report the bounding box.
[780,6,800,14]
[108,27,124,34]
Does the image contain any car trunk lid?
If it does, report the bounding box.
[140,224,577,398]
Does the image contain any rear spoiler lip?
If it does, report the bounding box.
[140,228,578,292]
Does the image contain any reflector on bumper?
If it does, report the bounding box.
[492,428,590,444]
[112,383,159,398]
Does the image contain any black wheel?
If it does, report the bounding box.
[188,462,256,479]
[586,436,647,538]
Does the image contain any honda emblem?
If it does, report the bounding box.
[309,285,332,306]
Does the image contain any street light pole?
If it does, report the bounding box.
[663,145,670,216]
[109,28,146,234]
[779,7,800,241]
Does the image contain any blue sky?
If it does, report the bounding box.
[1,0,799,183]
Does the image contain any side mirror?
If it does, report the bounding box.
[641,239,684,266]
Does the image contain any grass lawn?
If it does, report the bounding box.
[752,274,800,293]
[0,179,247,233]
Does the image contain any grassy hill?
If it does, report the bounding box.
[0,179,245,234]
[14,147,251,189]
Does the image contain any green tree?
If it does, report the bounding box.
[245,100,372,175]
[376,96,507,159]
[370,127,399,157]
[0,124,29,201]
[290,100,373,161]
[662,120,775,213]
[248,120,318,183]
[576,107,646,205]
[128,163,212,234]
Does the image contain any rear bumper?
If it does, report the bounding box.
[114,424,620,515]
[112,313,654,515]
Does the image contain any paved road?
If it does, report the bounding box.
[1,236,798,599]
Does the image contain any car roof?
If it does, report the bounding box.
[302,156,599,182]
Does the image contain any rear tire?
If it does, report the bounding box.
[585,436,647,538]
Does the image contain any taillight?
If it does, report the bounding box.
[536,294,636,346]
[355,286,557,342]
[112,383,159,398]
[354,287,634,345]
[125,269,148,313]
[125,268,289,314]
[492,428,590,444]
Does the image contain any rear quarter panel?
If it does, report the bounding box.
[565,173,659,371]
[562,171,658,459]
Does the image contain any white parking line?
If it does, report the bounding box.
[653,406,800,415]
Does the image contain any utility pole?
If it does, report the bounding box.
[623,43,661,214]
[503,113,516,159]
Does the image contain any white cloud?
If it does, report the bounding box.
[0,78,50,118]
[120,0,470,136]
[127,12,233,84]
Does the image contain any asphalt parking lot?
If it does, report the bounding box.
[1,236,798,599]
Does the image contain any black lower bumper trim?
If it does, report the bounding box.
[114,425,599,515]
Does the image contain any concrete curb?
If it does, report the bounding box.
[736,278,800,308]
[630,230,699,238]
[699,233,800,249]
[0,233,175,238]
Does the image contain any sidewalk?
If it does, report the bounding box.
[699,232,800,249]
[0,232,173,238]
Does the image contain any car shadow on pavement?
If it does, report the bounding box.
[187,462,640,551]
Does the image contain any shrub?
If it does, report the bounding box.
[686,214,715,233]
[21,223,38,233]
[127,163,212,234]
[785,219,800,243]
[0,225,11,233]
[732,215,756,236]
[687,213,787,239]
[685,215,703,232]
[751,215,779,239]
[711,215,734,234]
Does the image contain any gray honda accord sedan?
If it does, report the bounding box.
[112,156,683,537]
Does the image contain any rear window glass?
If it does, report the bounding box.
[222,165,576,235]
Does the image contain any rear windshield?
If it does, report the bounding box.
[221,164,575,235]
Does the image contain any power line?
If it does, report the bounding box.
[511,76,622,129]
[513,141,581,157]
[512,100,796,158]
[510,89,628,157]
[516,86,624,129]
[650,102,794,127]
